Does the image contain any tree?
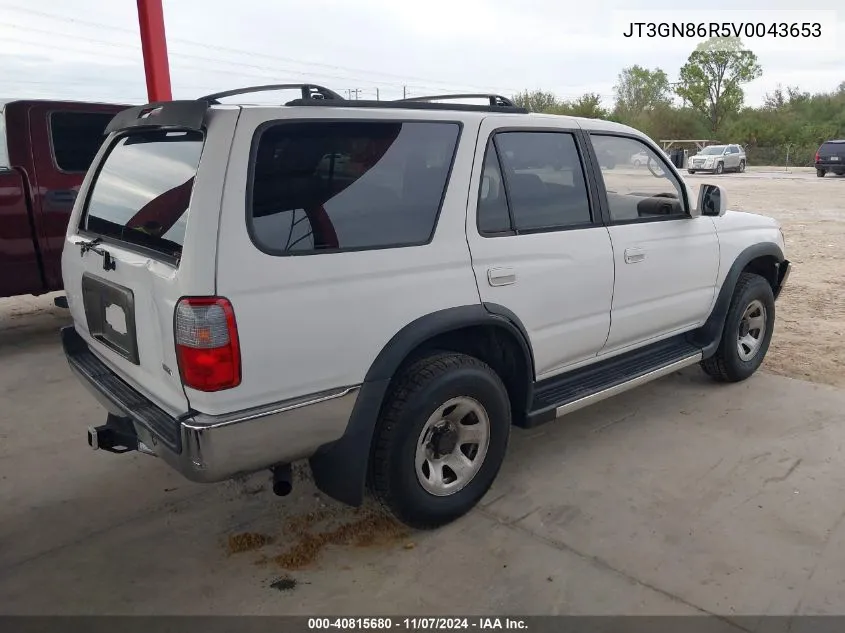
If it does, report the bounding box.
[512,90,560,113]
[557,93,609,119]
[613,65,671,118]
[675,37,762,134]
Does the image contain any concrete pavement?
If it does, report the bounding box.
[2,294,845,616]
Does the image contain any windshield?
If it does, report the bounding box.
[699,146,726,155]
[81,129,204,259]
[0,108,8,169]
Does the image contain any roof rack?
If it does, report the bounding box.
[285,98,528,114]
[400,93,517,108]
[199,83,345,104]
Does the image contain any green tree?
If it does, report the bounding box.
[675,37,762,134]
[561,93,609,119]
[512,89,560,113]
[613,65,672,119]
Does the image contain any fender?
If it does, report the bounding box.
[690,242,787,358]
[309,303,534,506]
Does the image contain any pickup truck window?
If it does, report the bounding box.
[0,109,8,169]
[81,130,204,259]
[49,111,114,173]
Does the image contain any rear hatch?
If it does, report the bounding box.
[818,140,845,165]
[61,105,237,417]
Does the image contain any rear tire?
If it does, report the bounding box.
[817,169,826,178]
[370,352,511,529]
[701,273,775,383]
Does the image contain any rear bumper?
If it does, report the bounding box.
[816,162,844,170]
[62,326,359,482]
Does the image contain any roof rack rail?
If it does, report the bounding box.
[199,83,345,104]
[400,93,517,107]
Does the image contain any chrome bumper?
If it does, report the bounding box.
[62,326,359,482]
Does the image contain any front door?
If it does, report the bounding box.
[587,133,720,355]
[465,117,615,379]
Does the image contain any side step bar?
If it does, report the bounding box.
[524,335,703,428]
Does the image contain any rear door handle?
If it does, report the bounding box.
[624,248,646,264]
[487,267,516,287]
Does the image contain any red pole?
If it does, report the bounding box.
[137,0,172,102]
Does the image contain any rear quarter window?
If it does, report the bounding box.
[81,130,204,260]
[248,120,461,254]
[49,111,116,172]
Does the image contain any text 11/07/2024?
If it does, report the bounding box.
[308,618,527,630]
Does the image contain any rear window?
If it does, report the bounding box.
[0,109,8,169]
[820,141,845,152]
[49,111,115,172]
[81,130,203,259]
[249,120,460,254]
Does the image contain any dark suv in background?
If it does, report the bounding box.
[815,140,845,177]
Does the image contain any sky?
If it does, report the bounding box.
[0,0,842,109]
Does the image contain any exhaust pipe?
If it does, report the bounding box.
[271,464,293,496]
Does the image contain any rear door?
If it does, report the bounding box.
[465,116,615,379]
[62,107,239,416]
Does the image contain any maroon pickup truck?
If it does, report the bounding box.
[0,99,128,300]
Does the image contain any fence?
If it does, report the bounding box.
[743,145,819,169]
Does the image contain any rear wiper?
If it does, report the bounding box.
[78,237,116,271]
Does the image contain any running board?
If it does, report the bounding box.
[524,336,703,428]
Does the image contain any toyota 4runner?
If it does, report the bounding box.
[61,84,790,529]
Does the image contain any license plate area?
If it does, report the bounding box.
[81,273,140,365]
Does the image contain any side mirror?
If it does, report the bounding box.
[697,183,727,217]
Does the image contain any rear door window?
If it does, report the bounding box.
[820,141,845,155]
[81,130,204,259]
[249,120,460,254]
[49,111,115,172]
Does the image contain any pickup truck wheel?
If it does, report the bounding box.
[370,352,511,529]
[701,273,775,383]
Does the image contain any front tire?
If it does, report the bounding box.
[701,273,775,383]
[715,162,724,175]
[370,352,511,529]
[738,159,746,173]
[688,169,696,174]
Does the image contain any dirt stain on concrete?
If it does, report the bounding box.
[272,507,410,570]
[227,532,274,554]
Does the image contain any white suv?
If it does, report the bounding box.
[61,85,790,529]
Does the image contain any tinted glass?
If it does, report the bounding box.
[0,110,8,168]
[590,135,684,222]
[250,121,460,253]
[82,130,203,258]
[494,132,591,231]
[820,141,845,154]
[477,142,511,233]
[50,111,115,172]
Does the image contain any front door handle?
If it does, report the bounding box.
[487,267,516,287]
[624,248,646,264]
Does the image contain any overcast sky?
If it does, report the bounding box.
[0,0,842,108]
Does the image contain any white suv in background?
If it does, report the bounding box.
[688,144,747,174]
[61,85,789,529]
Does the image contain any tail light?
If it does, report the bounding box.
[815,151,820,163]
[174,297,241,392]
